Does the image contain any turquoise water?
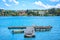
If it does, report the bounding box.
[0,16,60,40]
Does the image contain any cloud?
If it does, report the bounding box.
[9,0,19,5]
[34,1,60,9]
[46,4,60,8]
[55,4,60,8]
[34,1,47,8]
[13,0,19,5]
[50,0,59,2]
[5,3,11,6]
[0,7,4,9]
[3,0,19,6]
[2,0,6,2]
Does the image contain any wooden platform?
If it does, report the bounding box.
[8,26,52,29]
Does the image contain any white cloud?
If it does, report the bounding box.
[5,3,11,6]
[9,0,19,5]
[3,0,19,6]
[55,4,60,8]
[50,0,59,2]
[0,7,4,9]
[2,0,6,2]
[34,1,47,8]
[34,1,60,9]
[13,0,19,5]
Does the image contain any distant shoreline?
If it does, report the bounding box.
[0,8,60,16]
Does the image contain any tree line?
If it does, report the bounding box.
[0,8,60,16]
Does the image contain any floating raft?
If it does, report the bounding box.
[34,26,52,31]
[34,26,52,29]
[8,26,52,29]
[12,30,24,34]
[8,26,26,29]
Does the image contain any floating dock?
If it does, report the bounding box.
[34,26,52,31]
[8,26,52,29]
[12,30,24,34]
[8,25,52,37]
[8,26,52,32]
[8,26,26,29]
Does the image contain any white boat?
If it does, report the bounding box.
[24,27,35,37]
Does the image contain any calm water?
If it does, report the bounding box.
[0,16,60,40]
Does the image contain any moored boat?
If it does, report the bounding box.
[24,27,35,38]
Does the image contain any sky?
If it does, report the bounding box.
[0,0,60,10]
